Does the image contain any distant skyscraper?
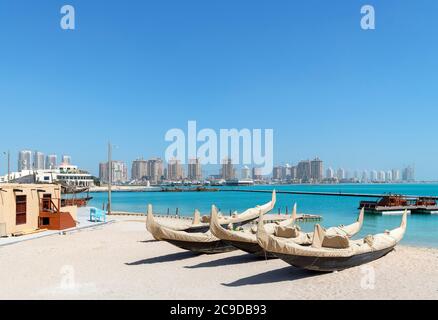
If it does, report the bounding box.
[361,170,368,183]
[147,158,164,184]
[46,154,57,169]
[402,166,415,182]
[167,159,184,181]
[99,161,128,184]
[336,168,345,180]
[187,158,202,181]
[385,170,393,182]
[326,167,334,179]
[371,170,378,181]
[61,155,72,165]
[241,166,251,179]
[392,169,401,182]
[221,158,236,180]
[18,150,32,172]
[283,164,291,180]
[252,167,263,180]
[378,170,385,182]
[310,157,323,182]
[290,166,297,180]
[353,170,359,180]
[99,162,109,183]
[273,166,284,180]
[34,151,45,170]
[131,159,148,181]
[297,160,311,182]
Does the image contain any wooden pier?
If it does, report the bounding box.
[221,189,438,200]
[110,211,322,222]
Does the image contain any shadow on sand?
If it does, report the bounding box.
[222,267,323,287]
[139,240,160,244]
[126,251,198,266]
[185,253,265,269]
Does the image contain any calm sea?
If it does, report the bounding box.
[89,184,438,248]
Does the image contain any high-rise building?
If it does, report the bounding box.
[283,164,291,180]
[392,169,401,182]
[18,150,32,172]
[361,170,368,183]
[290,166,297,180]
[147,158,164,184]
[131,159,148,181]
[167,159,184,181]
[46,154,58,169]
[241,166,251,179]
[385,170,393,182]
[252,167,263,180]
[353,170,359,180]
[34,151,45,170]
[112,161,128,184]
[99,161,128,184]
[273,166,284,181]
[310,157,323,182]
[296,160,311,182]
[61,155,72,165]
[370,170,378,181]
[326,167,334,179]
[378,171,385,182]
[336,168,345,180]
[402,166,415,182]
[187,158,202,181]
[221,158,236,180]
[99,162,108,183]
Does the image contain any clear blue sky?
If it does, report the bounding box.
[0,0,437,179]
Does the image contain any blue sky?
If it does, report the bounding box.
[0,1,437,179]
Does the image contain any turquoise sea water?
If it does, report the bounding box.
[89,184,438,248]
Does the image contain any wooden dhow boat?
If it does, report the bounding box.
[211,204,364,258]
[147,190,277,234]
[189,190,276,232]
[257,210,407,272]
[147,205,236,254]
[147,204,235,254]
[145,192,276,254]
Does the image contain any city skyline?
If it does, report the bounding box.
[3,149,421,183]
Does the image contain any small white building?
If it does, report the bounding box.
[0,164,94,187]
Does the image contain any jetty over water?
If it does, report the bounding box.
[222,189,438,200]
[110,211,322,223]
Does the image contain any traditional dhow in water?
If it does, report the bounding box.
[211,204,364,258]
[257,210,407,272]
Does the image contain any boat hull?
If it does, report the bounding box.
[224,240,277,259]
[183,218,258,234]
[165,239,237,254]
[276,247,395,272]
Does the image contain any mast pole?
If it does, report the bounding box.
[108,142,112,215]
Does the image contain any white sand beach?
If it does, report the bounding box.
[0,216,437,300]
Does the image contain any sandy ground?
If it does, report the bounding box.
[0,216,437,300]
